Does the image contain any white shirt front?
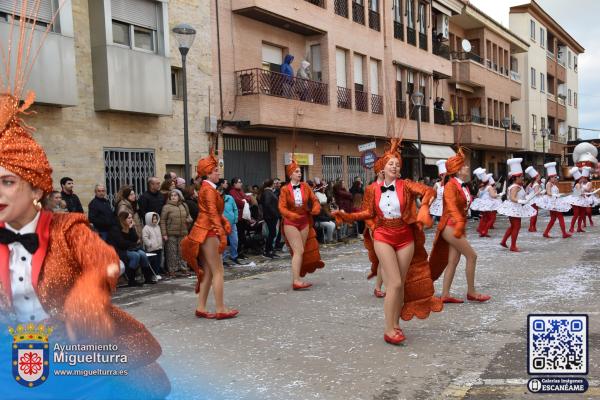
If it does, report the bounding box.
[292,184,303,207]
[456,178,472,206]
[5,212,49,324]
[204,180,217,189]
[379,182,401,219]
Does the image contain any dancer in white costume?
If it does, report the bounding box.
[430,160,447,219]
[498,158,537,252]
[566,167,589,233]
[470,170,501,237]
[538,162,572,239]
[524,166,544,232]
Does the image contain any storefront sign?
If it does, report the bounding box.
[284,152,314,165]
[358,141,377,152]
[361,150,377,169]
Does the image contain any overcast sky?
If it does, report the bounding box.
[469,0,599,139]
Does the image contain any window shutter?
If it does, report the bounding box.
[261,44,282,65]
[353,54,363,85]
[111,0,158,30]
[335,49,347,87]
[0,0,53,23]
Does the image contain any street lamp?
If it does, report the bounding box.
[531,130,538,168]
[501,117,511,176]
[173,23,197,183]
[411,91,424,179]
[541,128,549,165]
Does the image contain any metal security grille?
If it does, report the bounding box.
[223,136,271,187]
[347,156,374,185]
[322,155,343,183]
[104,148,155,207]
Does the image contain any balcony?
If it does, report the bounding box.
[546,49,555,60]
[454,123,523,150]
[394,21,404,40]
[396,100,407,118]
[368,10,380,31]
[355,90,368,112]
[334,0,349,17]
[236,69,328,105]
[371,94,383,114]
[337,86,352,109]
[232,0,326,35]
[352,1,365,25]
[452,54,521,99]
[418,32,427,51]
[409,104,429,122]
[451,51,483,64]
[407,26,416,46]
[510,70,521,82]
[455,114,485,124]
[511,122,521,132]
[433,43,450,60]
[434,109,451,125]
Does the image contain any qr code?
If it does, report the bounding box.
[528,314,588,374]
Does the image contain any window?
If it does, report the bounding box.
[310,44,322,81]
[574,92,577,108]
[541,117,545,130]
[369,0,378,12]
[530,67,536,88]
[393,0,402,22]
[353,54,364,91]
[418,2,426,34]
[574,55,578,72]
[540,73,545,92]
[407,0,414,29]
[104,148,155,207]
[347,156,374,185]
[369,59,379,95]
[262,43,283,71]
[532,114,537,131]
[322,155,343,183]
[335,48,348,87]
[111,0,159,52]
[407,70,414,94]
[568,89,572,105]
[568,50,572,68]
[0,0,55,30]
[171,67,183,99]
[530,20,536,41]
[540,28,545,48]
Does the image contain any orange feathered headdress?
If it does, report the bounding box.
[445,147,465,175]
[0,95,53,194]
[373,156,386,174]
[378,138,402,171]
[196,149,218,177]
[286,158,299,178]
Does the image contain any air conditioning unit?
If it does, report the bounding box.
[204,115,217,133]
[436,14,449,39]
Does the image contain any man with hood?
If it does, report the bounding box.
[280,54,295,97]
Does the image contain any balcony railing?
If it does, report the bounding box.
[450,51,483,64]
[393,21,404,40]
[455,114,484,124]
[371,94,383,114]
[337,86,352,109]
[547,93,556,102]
[557,96,566,106]
[432,43,449,60]
[409,104,429,122]
[352,1,365,25]
[487,117,493,126]
[418,32,427,51]
[368,10,380,31]
[546,50,555,59]
[510,70,521,82]
[433,109,451,125]
[304,0,325,7]
[334,0,349,17]
[511,123,521,132]
[557,57,566,67]
[355,90,368,112]
[407,26,416,46]
[396,100,406,118]
[236,69,328,105]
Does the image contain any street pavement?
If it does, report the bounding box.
[113,214,600,400]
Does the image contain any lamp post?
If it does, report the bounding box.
[531,130,538,168]
[411,91,424,179]
[541,128,548,165]
[172,23,197,183]
[501,117,511,177]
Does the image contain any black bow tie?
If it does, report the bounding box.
[381,185,395,193]
[0,228,39,254]
[461,182,468,188]
[293,184,301,190]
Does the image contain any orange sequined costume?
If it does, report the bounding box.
[428,149,469,281]
[181,155,231,292]
[278,160,324,276]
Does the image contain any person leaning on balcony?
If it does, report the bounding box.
[280,54,295,97]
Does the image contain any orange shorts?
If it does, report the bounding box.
[373,225,414,251]
[284,215,309,231]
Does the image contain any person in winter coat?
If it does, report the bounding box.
[229,177,252,259]
[296,60,312,101]
[88,184,116,241]
[160,189,192,277]
[259,179,280,258]
[333,180,353,238]
[222,185,241,264]
[138,177,165,222]
[142,212,165,278]
[183,185,199,223]
[280,54,294,97]
[108,211,156,287]
[116,186,143,238]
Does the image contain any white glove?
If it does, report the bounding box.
[518,199,528,205]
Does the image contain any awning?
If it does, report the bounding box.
[419,144,456,165]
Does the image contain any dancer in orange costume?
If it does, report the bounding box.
[539,162,572,239]
[181,153,238,320]
[333,139,442,345]
[0,17,169,398]
[365,158,385,297]
[429,150,491,304]
[278,160,324,290]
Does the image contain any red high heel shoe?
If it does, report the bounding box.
[215,309,239,320]
[384,330,406,345]
[543,233,551,238]
[440,296,464,304]
[509,246,520,252]
[562,233,572,238]
[467,293,491,302]
[374,288,386,298]
[195,310,216,319]
[500,242,508,248]
[292,282,312,290]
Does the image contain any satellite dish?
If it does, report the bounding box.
[461,39,472,53]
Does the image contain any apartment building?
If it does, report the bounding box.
[509,1,584,168]
[0,0,213,206]
[447,3,528,177]
[214,0,467,185]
